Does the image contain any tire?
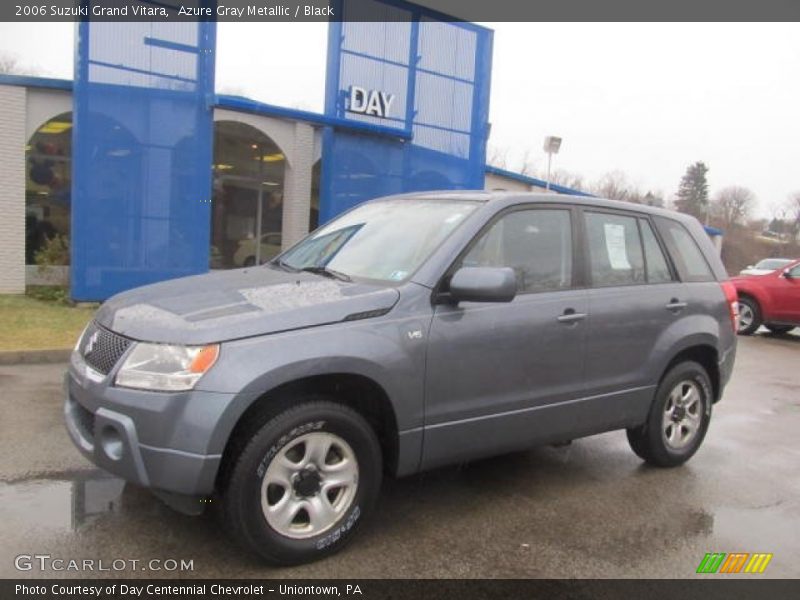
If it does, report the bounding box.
[243,256,256,268]
[765,324,795,335]
[737,296,761,335]
[221,398,382,565]
[626,361,712,468]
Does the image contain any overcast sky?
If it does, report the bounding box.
[1,21,798,218]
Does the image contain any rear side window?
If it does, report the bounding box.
[462,208,573,293]
[584,212,645,287]
[639,219,673,283]
[655,217,714,282]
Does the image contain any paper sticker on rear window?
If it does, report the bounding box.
[604,223,631,270]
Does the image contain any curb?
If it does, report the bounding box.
[0,349,72,365]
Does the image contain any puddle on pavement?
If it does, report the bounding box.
[0,471,128,533]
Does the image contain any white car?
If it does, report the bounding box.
[739,258,795,276]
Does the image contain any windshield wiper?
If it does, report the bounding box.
[299,266,352,282]
[271,258,351,282]
[271,258,300,273]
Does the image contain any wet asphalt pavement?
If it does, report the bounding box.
[1,332,799,579]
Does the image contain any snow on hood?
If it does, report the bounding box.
[94,266,400,345]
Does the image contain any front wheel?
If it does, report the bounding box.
[221,399,382,565]
[737,296,761,335]
[627,361,712,467]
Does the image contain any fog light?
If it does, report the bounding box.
[100,426,124,461]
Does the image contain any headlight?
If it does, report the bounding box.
[115,343,219,391]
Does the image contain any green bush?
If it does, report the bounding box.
[34,234,70,267]
[26,285,71,305]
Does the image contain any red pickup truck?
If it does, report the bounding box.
[733,259,800,335]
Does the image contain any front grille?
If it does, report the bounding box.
[80,322,132,375]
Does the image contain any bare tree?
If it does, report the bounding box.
[484,146,664,200]
[518,149,537,177]
[505,148,585,190]
[486,144,509,169]
[0,53,41,76]
[591,171,643,202]
[0,53,19,75]
[545,169,585,191]
[712,186,755,230]
[786,191,800,242]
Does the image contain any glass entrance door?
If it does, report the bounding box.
[211,121,285,269]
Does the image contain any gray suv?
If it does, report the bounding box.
[65,192,738,564]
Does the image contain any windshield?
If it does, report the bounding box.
[754,259,791,270]
[277,199,479,282]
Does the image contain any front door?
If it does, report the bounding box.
[766,262,800,321]
[422,206,588,469]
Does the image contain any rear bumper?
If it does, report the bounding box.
[63,356,232,499]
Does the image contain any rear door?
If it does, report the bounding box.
[422,205,588,468]
[581,209,682,425]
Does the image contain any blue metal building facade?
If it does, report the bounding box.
[320,0,493,223]
[71,13,217,301]
[65,0,493,300]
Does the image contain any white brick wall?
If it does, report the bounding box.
[0,85,26,294]
[281,122,314,248]
[484,171,532,192]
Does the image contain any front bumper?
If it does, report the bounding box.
[64,352,235,498]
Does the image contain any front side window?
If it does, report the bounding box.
[278,199,478,282]
[585,212,645,287]
[462,209,573,293]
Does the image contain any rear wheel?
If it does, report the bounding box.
[242,256,256,268]
[627,361,712,467]
[765,324,794,335]
[221,398,382,565]
[737,296,761,335]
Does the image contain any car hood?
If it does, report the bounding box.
[732,272,773,281]
[94,267,400,345]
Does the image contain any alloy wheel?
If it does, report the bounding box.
[738,303,754,332]
[260,432,359,539]
[662,380,703,450]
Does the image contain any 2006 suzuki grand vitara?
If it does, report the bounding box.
[65,192,738,564]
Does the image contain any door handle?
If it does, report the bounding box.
[557,309,587,324]
[665,298,688,311]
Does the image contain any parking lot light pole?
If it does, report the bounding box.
[543,136,562,191]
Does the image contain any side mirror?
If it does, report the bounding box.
[449,267,517,303]
[783,268,796,279]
